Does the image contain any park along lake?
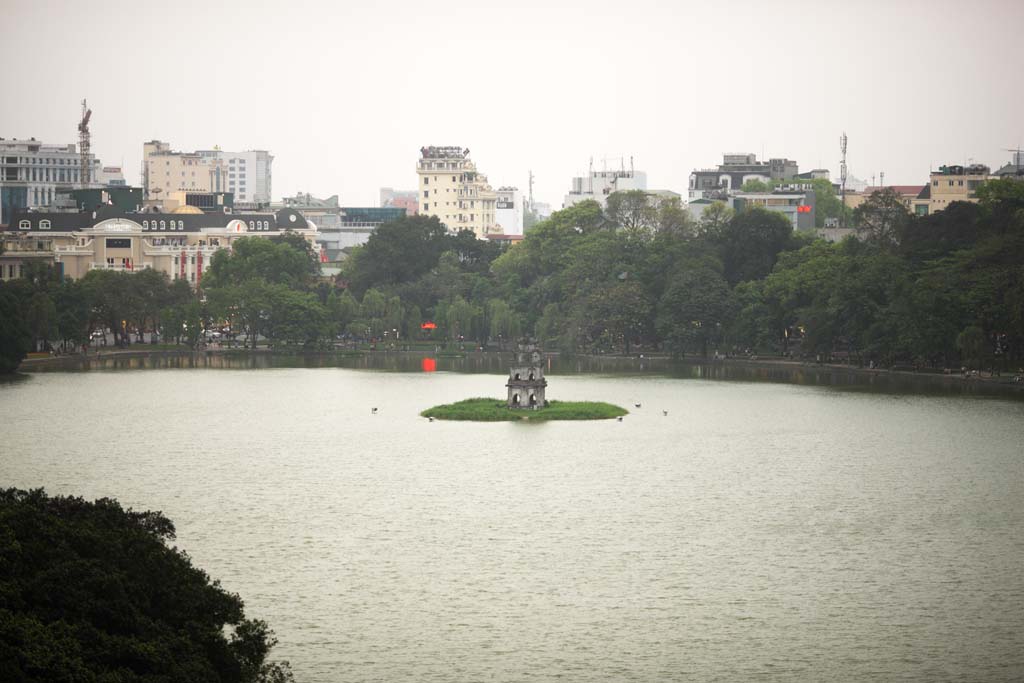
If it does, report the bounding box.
[2,360,1023,681]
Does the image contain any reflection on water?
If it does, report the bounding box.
[27,350,1024,400]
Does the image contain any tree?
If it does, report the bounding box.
[854,187,910,247]
[741,179,770,192]
[956,325,986,369]
[0,488,292,682]
[656,263,734,357]
[717,207,794,285]
[0,283,31,372]
[696,201,734,239]
[605,190,656,232]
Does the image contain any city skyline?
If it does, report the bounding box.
[3,0,1022,208]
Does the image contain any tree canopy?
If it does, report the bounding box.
[0,488,292,682]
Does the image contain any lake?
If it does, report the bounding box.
[2,364,1023,681]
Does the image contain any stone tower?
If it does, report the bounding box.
[507,338,547,409]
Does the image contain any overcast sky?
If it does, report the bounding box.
[3,0,1022,207]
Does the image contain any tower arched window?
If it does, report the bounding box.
[160,220,166,230]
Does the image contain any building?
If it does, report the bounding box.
[731,188,816,231]
[925,164,994,214]
[0,137,109,225]
[843,185,928,214]
[142,141,228,201]
[993,151,1024,178]
[276,193,345,230]
[496,186,525,235]
[198,149,273,207]
[686,186,816,231]
[380,187,419,215]
[417,146,498,238]
[688,153,799,200]
[0,207,318,283]
[563,162,647,209]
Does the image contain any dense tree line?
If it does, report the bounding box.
[0,488,292,681]
[2,179,1022,372]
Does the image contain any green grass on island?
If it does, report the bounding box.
[421,398,628,421]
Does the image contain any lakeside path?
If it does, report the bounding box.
[17,347,1024,398]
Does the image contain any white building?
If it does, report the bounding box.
[496,186,524,235]
[199,149,273,207]
[1,137,106,224]
[143,141,272,207]
[563,163,647,209]
[416,146,498,238]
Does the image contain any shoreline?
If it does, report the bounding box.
[15,347,1024,398]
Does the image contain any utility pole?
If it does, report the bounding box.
[840,132,848,226]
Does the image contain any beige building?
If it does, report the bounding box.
[843,185,928,215]
[1,207,319,283]
[926,164,993,215]
[143,141,228,201]
[417,146,498,238]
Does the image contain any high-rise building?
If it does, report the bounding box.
[416,146,498,238]
[496,186,525,235]
[0,137,108,224]
[198,149,273,206]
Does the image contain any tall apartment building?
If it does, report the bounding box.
[416,146,498,238]
[0,137,108,225]
[142,141,273,206]
[198,149,273,206]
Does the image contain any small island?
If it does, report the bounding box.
[422,339,627,421]
[421,398,628,422]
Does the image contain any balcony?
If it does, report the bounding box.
[88,262,154,272]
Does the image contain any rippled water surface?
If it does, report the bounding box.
[2,368,1023,681]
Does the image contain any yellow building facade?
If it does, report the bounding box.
[416,146,498,238]
[1,208,319,284]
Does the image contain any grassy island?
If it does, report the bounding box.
[421,398,628,422]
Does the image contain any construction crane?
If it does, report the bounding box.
[78,99,92,187]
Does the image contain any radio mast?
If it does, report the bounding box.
[839,131,848,226]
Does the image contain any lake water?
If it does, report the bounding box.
[2,365,1023,681]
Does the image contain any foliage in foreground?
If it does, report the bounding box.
[0,488,293,682]
[420,397,628,421]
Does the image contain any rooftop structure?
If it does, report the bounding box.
[0,137,109,224]
[688,153,799,200]
[563,158,647,209]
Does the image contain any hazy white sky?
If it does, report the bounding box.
[3,0,1022,207]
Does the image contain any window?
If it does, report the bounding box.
[18,220,30,229]
[423,203,429,211]
[178,221,184,230]
[39,220,50,230]
[249,221,255,229]
[933,180,938,186]
[160,220,166,229]
[424,190,429,197]
[143,220,149,229]
[424,177,429,185]
[958,180,963,186]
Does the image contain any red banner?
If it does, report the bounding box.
[197,251,203,285]
[180,250,186,280]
